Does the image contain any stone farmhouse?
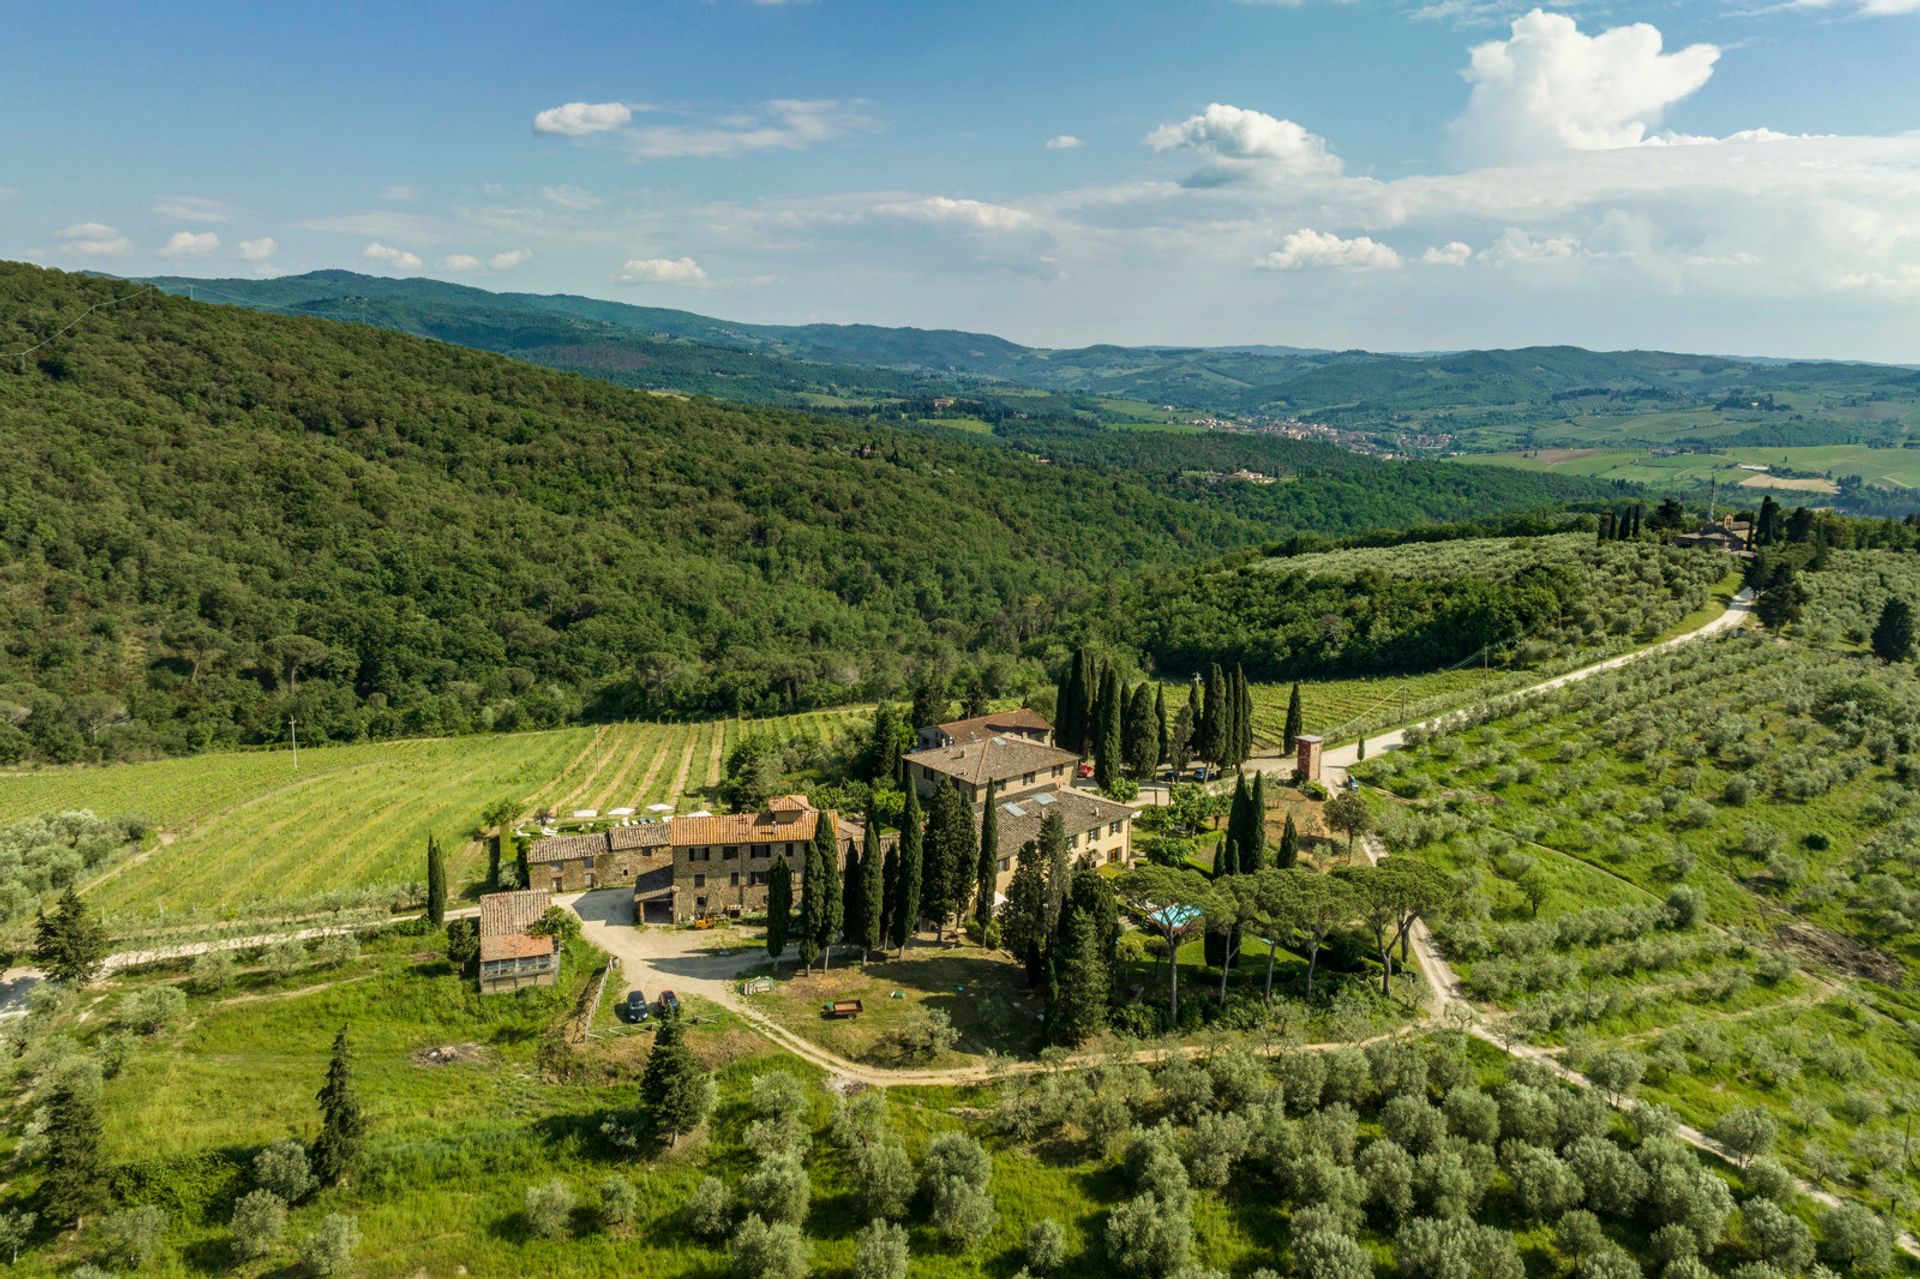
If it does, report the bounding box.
[905,734,1079,807]
[477,888,559,994]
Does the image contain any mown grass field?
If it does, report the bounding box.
[3,708,869,927]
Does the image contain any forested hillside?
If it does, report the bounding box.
[0,264,1607,765]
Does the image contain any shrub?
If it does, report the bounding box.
[922,1132,994,1247]
[1395,1216,1523,1279]
[887,1006,959,1063]
[741,1152,809,1227]
[687,1176,732,1239]
[854,1138,915,1221]
[525,1179,576,1239]
[115,986,185,1035]
[298,1214,360,1278]
[1818,1201,1892,1274]
[853,1218,909,1279]
[188,950,236,993]
[313,934,360,967]
[728,1214,809,1279]
[1292,1228,1371,1279]
[1024,1217,1067,1273]
[598,1176,639,1230]
[1712,1107,1778,1166]
[254,1138,315,1203]
[1106,1191,1192,1277]
[99,1204,167,1270]
[230,1190,287,1261]
[264,938,308,978]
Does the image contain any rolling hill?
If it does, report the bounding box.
[0,262,1608,766]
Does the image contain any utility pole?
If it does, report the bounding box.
[289,716,299,771]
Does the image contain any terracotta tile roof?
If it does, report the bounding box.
[671,804,826,847]
[608,823,671,851]
[526,832,605,865]
[478,889,557,963]
[991,789,1135,858]
[907,736,1080,788]
[934,708,1053,742]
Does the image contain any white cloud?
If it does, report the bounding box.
[436,254,483,272]
[157,230,220,257]
[540,184,603,210]
[238,237,277,261]
[869,196,1033,231]
[1479,226,1584,263]
[1045,135,1084,151]
[1257,228,1402,271]
[1452,10,1720,162]
[381,184,424,202]
[151,195,235,223]
[532,101,633,136]
[536,98,874,160]
[615,256,708,285]
[361,242,423,269]
[488,248,531,270]
[1422,240,1475,265]
[56,222,132,256]
[1761,0,1920,13]
[1145,103,1342,184]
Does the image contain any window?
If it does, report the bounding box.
[583,856,595,869]
[1023,771,1035,785]
[730,872,740,886]
[750,871,767,886]
[696,895,707,910]
[1110,821,1125,836]
[1067,833,1079,848]
[724,845,738,860]
[693,873,706,888]
[997,857,1010,873]
[691,848,710,862]
[1108,849,1121,864]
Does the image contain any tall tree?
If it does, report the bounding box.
[1059,649,1091,755]
[802,810,840,970]
[892,781,924,956]
[865,703,909,782]
[975,784,1000,937]
[425,834,447,928]
[39,1064,105,1229]
[1123,682,1157,778]
[32,887,108,986]
[1756,494,1783,546]
[910,667,949,734]
[1039,811,1070,941]
[766,851,793,963]
[1233,666,1253,766]
[1276,811,1300,870]
[1198,664,1227,773]
[1092,666,1123,785]
[1243,771,1269,873]
[1215,774,1247,881]
[1873,597,1915,664]
[640,1015,713,1149]
[922,780,977,942]
[1116,865,1212,1028]
[1053,662,1076,751]
[999,839,1049,985]
[1283,682,1304,755]
[1154,685,1170,774]
[311,1026,366,1186]
[1046,911,1109,1047]
[1170,696,1195,776]
[841,826,864,961]
[859,806,886,961]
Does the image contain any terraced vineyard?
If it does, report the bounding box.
[3,707,870,929]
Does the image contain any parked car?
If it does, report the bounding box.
[659,989,681,1016]
[625,989,649,1022]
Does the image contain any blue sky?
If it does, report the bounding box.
[5,0,1919,358]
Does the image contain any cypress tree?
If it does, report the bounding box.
[1873,597,1915,663]
[1060,649,1090,753]
[311,1026,366,1186]
[32,887,108,986]
[893,782,924,956]
[975,784,1000,939]
[1216,774,1247,880]
[840,827,863,960]
[1001,839,1049,985]
[1045,911,1108,1047]
[805,811,839,970]
[1122,682,1154,777]
[425,834,446,928]
[1039,811,1070,940]
[1244,771,1269,873]
[1154,685,1170,773]
[1277,811,1300,869]
[1597,511,1613,544]
[859,806,885,961]
[1094,671,1124,792]
[39,1064,105,1228]
[640,1015,713,1149]
[1283,682,1303,754]
[924,779,976,942]
[766,852,793,962]
[1234,665,1253,765]
[1200,664,1227,771]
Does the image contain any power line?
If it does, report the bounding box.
[6,284,158,369]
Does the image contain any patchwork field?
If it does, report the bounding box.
[3,708,869,929]
[1468,443,1920,492]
